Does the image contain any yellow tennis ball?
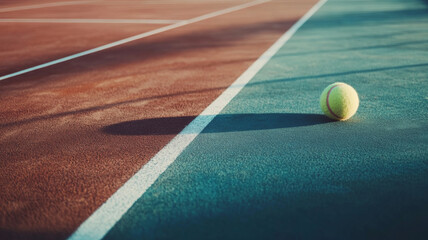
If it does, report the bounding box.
[320,82,359,121]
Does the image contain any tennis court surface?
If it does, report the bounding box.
[1,0,427,239]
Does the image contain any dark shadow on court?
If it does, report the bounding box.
[102,113,330,136]
[254,63,428,85]
[273,40,428,58]
[303,7,428,30]
[1,61,424,129]
[0,19,294,89]
[0,228,67,240]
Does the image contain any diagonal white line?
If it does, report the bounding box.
[0,1,97,13]
[0,18,181,24]
[0,0,270,82]
[67,0,328,239]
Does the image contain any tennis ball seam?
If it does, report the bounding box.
[326,84,341,119]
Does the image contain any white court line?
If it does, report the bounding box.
[0,0,270,82]
[67,0,328,239]
[0,18,181,24]
[0,1,97,13]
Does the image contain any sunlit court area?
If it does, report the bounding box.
[0,0,427,239]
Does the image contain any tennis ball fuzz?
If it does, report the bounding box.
[320,82,359,121]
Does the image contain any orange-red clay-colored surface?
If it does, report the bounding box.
[0,0,317,239]
[0,23,166,75]
[0,0,82,9]
[0,1,250,19]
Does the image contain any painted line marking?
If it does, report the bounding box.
[326,84,341,119]
[0,1,98,13]
[0,0,270,82]
[67,0,328,239]
[0,18,181,24]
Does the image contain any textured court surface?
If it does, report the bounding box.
[1,0,428,239]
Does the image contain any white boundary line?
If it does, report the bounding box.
[0,18,181,24]
[0,0,270,82]
[67,0,328,239]
[0,1,97,13]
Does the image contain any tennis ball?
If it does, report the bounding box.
[320,82,359,121]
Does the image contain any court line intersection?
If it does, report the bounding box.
[0,0,270,82]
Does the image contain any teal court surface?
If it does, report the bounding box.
[86,0,428,239]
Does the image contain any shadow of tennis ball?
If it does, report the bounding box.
[102,113,331,136]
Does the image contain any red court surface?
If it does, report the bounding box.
[0,0,84,8]
[0,23,165,75]
[0,1,250,19]
[0,0,317,239]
